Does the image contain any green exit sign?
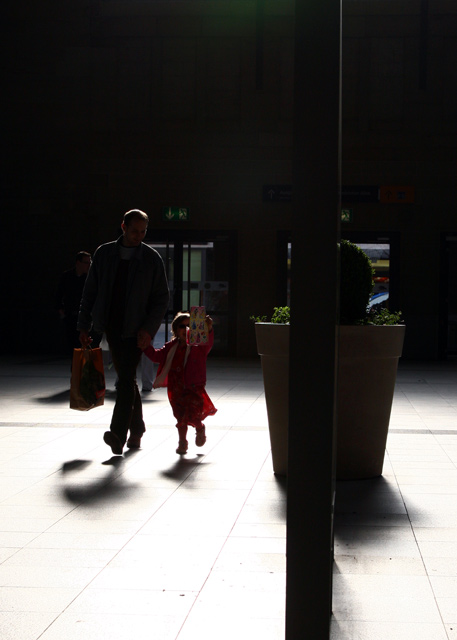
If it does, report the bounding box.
[162,207,189,222]
[341,208,353,222]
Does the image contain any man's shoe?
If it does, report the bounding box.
[126,435,142,449]
[103,431,123,455]
[195,426,206,447]
[176,439,188,455]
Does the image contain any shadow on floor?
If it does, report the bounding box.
[161,456,209,482]
[274,474,287,496]
[34,389,70,403]
[335,475,400,516]
[61,459,92,473]
[59,453,140,504]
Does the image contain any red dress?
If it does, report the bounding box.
[167,344,217,429]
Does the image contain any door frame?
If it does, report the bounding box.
[146,229,238,356]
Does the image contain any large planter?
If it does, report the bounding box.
[255,323,290,476]
[336,324,405,479]
[255,322,405,479]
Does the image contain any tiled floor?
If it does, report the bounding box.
[0,355,456,639]
[333,361,457,640]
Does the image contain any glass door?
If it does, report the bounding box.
[343,232,401,314]
[146,231,236,355]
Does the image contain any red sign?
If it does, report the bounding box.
[379,186,414,203]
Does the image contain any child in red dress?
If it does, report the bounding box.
[143,311,217,454]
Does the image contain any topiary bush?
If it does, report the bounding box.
[340,239,374,324]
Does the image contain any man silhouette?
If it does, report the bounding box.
[78,209,169,454]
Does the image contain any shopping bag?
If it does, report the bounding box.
[70,347,105,411]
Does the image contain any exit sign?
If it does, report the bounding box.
[162,207,189,221]
[341,209,353,222]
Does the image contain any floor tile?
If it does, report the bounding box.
[0,612,60,640]
[333,555,426,576]
[2,547,118,568]
[437,597,457,623]
[65,587,197,615]
[330,620,448,640]
[1,586,82,612]
[446,623,457,640]
[37,612,184,640]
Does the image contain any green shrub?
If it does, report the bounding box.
[271,306,290,324]
[363,307,403,326]
[250,306,290,324]
[340,239,374,324]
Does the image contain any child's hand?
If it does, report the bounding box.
[205,315,213,332]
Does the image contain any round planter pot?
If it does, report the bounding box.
[255,323,290,476]
[255,322,405,480]
[337,324,406,480]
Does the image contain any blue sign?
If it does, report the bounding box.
[341,186,379,203]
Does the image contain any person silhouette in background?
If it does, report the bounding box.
[56,251,98,355]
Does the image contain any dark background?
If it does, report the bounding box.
[2,1,456,358]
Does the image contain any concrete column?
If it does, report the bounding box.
[286,1,341,638]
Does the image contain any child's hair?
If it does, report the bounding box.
[171,311,190,337]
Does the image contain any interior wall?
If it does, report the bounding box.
[2,0,456,358]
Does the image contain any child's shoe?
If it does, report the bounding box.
[176,439,188,455]
[195,426,206,447]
